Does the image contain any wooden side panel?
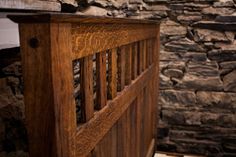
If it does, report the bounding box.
[130,99,138,157]
[19,23,76,157]
[96,51,107,109]
[117,110,128,157]
[92,124,117,157]
[80,55,94,122]
[75,65,155,157]
[18,16,159,157]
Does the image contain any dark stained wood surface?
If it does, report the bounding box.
[117,46,125,91]
[76,65,155,157]
[19,23,77,157]
[15,13,160,157]
[95,51,107,110]
[72,23,158,59]
[132,43,138,80]
[80,55,94,122]
[107,48,117,100]
[125,44,132,85]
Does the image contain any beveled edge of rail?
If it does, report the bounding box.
[7,12,160,24]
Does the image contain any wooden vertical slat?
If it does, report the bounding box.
[148,39,152,66]
[130,99,137,157]
[117,46,125,91]
[92,128,114,157]
[136,94,141,157]
[125,44,132,85]
[19,23,76,157]
[96,51,107,109]
[110,123,118,157]
[125,107,131,157]
[143,40,147,70]
[152,26,160,142]
[108,48,117,99]
[142,87,149,156]
[80,55,94,122]
[144,84,152,156]
[138,41,143,75]
[149,39,152,65]
[150,38,154,65]
[146,39,150,67]
[117,113,127,157]
[132,42,138,80]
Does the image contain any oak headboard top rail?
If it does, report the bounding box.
[8,13,160,24]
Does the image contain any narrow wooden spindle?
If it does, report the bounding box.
[136,95,141,157]
[146,40,150,67]
[108,48,117,99]
[96,51,107,110]
[138,41,143,75]
[117,46,125,91]
[143,40,147,70]
[132,42,138,80]
[80,55,94,122]
[150,38,154,64]
[125,44,132,85]
[147,39,151,66]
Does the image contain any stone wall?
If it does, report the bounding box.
[151,1,236,156]
[0,0,236,156]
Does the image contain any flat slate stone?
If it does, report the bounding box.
[192,21,236,31]
[216,15,236,23]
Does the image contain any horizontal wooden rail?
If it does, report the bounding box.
[72,24,157,59]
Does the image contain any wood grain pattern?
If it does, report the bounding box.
[14,14,160,157]
[107,48,117,100]
[138,41,143,75]
[76,65,155,157]
[117,110,127,157]
[130,100,138,157]
[136,93,142,157]
[72,24,157,59]
[131,42,138,80]
[125,44,132,85]
[80,55,94,122]
[152,28,160,142]
[96,51,107,110]
[19,23,76,157]
[143,40,147,70]
[92,128,114,157]
[145,139,155,157]
[117,46,125,91]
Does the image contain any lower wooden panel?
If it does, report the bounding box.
[89,88,155,157]
[76,65,155,157]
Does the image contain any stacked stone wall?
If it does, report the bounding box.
[0,0,236,156]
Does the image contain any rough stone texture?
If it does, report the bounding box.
[1,0,236,156]
[154,0,236,156]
